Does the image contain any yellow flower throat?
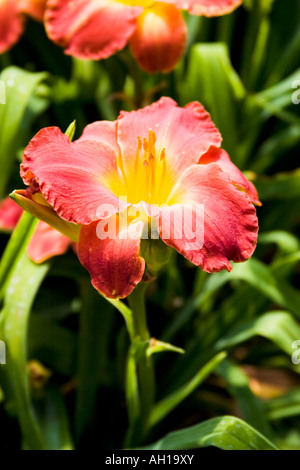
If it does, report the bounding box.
[110,129,174,206]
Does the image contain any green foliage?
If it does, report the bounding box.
[0,67,49,198]
[0,0,300,451]
[141,416,278,450]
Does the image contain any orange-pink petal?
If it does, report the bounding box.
[45,0,142,60]
[163,0,242,16]
[0,0,24,53]
[21,126,129,225]
[77,216,145,299]
[158,163,258,272]
[129,3,187,73]
[0,197,23,231]
[117,97,222,181]
[19,0,47,21]
[27,221,71,263]
[78,120,120,155]
[199,147,261,205]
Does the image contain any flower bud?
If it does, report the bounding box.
[129,3,187,73]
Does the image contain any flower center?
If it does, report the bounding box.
[110,129,174,206]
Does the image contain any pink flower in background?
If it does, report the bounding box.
[17,97,259,299]
[0,0,47,53]
[45,0,242,72]
[0,196,72,263]
[0,196,23,230]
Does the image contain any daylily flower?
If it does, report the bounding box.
[0,196,72,263]
[15,97,259,299]
[45,0,242,73]
[0,0,47,53]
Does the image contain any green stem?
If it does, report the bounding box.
[128,283,150,341]
[104,284,155,447]
[125,283,155,446]
[104,296,135,342]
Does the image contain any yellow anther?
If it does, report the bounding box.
[134,136,142,175]
[148,130,156,159]
[143,138,149,152]
[137,136,142,150]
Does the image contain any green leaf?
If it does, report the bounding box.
[254,169,300,200]
[0,246,50,449]
[216,359,272,437]
[0,66,49,197]
[0,209,52,449]
[215,311,300,356]
[257,69,300,102]
[271,252,300,277]
[162,272,228,341]
[264,389,300,421]
[28,315,76,377]
[267,27,300,86]
[163,257,300,342]
[0,212,37,296]
[228,260,300,317]
[251,126,300,173]
[34,386,74,450]
[75,285,115,442]
[146,339,184,358]
[149,352,227,428]
[258,231,300,254]
[178,43,245,160]
[240,0,274,88]
[140,416,278,450]
[239,71,300,163]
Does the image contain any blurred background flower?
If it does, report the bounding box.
[0,0,46,53]
[44,0,241,72]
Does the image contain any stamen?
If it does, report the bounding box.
[143,138,149,153]
[138,136,143,151]
[148,129,156,159]
[144,159,150,198]
[134,136,142,173]
[149,153,156,198]
[160,148,166,161]
[124,128,171,204]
